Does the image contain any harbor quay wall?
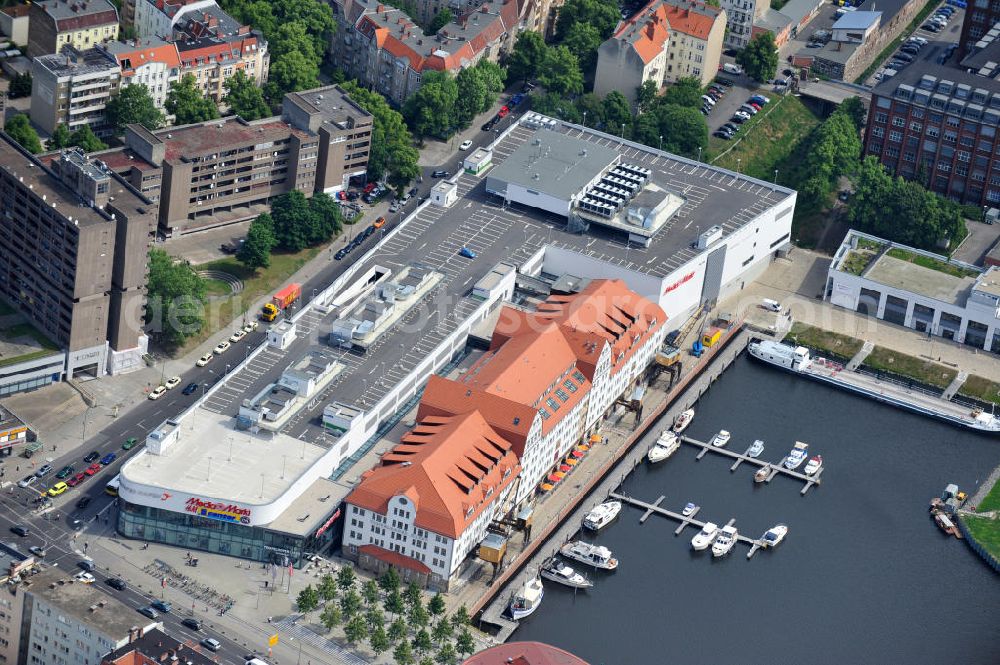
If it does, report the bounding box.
[472,322,752,622]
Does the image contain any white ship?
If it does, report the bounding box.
[559,541,618,570]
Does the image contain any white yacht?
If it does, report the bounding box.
[540,560,593,589]
[710,430,731,448]
[761,524,788,547]
[747,439,765,458]
[583,501,621,531]
[691,522,719,550]
[509,577,544,620]
[804,455,823,476]
[559,541,618,570]
[783,441,809,470]
[754,464,771,483]
[673,408,695,433]
[711,525,738,558]
[682,502,698,516]
[647,431,681,463]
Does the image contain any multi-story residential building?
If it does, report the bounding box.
[719,0,768,49]
[959,0,1000,56]
[100,37,181,112]
[863,27,1000,207]
[0,137,156,377]
[595,0,725,102]
[173,8,269,103]
[129,0,215,39]
[102,84,371,235]
[30,45,120,139]
[17,566,159,665]
[27,0,119,58]
[0,4,30,46]
[101,628,217,665]
[329,0,519,106]
[343,410,521,588]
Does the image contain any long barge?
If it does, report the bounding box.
[748,339,1000,434]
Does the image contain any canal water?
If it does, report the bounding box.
[513,355,1000,665]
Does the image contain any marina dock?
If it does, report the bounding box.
[682,436,823,495]
[609,492,772,559]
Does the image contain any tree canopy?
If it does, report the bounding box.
[403,71,459,140]
[237,213,277,271]
[426,8,452,34]
[166,74,220,125]
[5,114,42,154]
[736,33,778,82]
[8,72,31,99]
[268,191,343,252]
[68,125,107,152]
[341,81,420,190]
[224,70,272,120]
[555,0,621,41]
[538,45,584,97]
[105,84,165,134]
[145,249,207,346]
[506,31,546,83]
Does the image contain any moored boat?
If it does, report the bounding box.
[710,430,731,448]
[509,577,544,619]
[540,560,593,589]
[932,511,961,538]
[761,524,788,547]
[754,464,771,483]
[673,408,695,433]
[783,441,809,470]
[648,431,681,463]
[682,502,698,516]
[804,455,823,476]
[583,501,621,530]
[691,522,719,550]
[711,525,738,558]
[559,541,618,570]
[747,439,765,458]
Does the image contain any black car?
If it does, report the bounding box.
[334,249,347,261]
[431,170,450,178]
[76,496,91,509]
[182,618,202,631]
[10,525,28,537]
[408,187,419,198]
[713,129,733,139]
[83,451,100,464]
[182,382,198,395]
[715,77,734,86]
[363,226,376,239]
[722,123,739,133]
[105,577,127,591]
[346,190,361,201]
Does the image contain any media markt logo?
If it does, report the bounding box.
[160,492,172,501]
[184,497,252,524]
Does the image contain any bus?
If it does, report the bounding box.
[105,474,120,497]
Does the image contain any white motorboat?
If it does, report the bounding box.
[747,439,765,458]
[509,577,544,620]
[761,524,788,547]
[754,464,771,483]
[710,430,731,448]
[647,431,680,463]
[711,525,738,558]
[804,455,823,476]
[540,560,593,589]
[673,408,695,433]
[783,441,809,470]
[559,541,618,570]
[691,522,719,550]
[682,502,698,516]
[583,500,621,530]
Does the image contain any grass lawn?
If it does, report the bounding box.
[864,346,958,389]
[885,248,979,278]
[786,322,864,359]
[708,95,821,182]
[962,515,1000,562]
[976,479,1000,513]
[840,249,878,276]
[958,374,1000,406]
[0,321,61,368]
[203,278,233,298]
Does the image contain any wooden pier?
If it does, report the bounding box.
[609,492,774,559]
[681,436,824,495]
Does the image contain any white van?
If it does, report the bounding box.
[700,95,716,107]
[722,63,743,75]
[200,638,221,652]
[762,298,781,312]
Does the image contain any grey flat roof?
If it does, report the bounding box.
[486,130,619,201]
[975,267,1000,297]
[866,254,976,304]
[779,0,823,24]
[266,477,353,536]
[831,11,881,30]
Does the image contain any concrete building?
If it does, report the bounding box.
[100,628,217,665]
[0,4,30,46]
[27,0,119,58]
[18,566,159,665]
[959,0,1000,57]
[595,0,725,102]
[0,138,156,377]
[101,84,371,235]
[100,38,181,113]
[30,45,121,137]
[753,0,823,44]
[827,230,1000,352]
[720,0,769,50]
[863,24,1000,206]
[129,0,216,39]
[329,0,519,106]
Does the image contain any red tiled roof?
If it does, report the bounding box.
[613,2,670,65]
[462,642,591,665]
[358,544,432,574]
[1,4,31,18]
[661,0,722,40]
[114,41,181,76]
[347,411,520,538]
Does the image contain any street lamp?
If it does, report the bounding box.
[659,135,663,151]
[582,111,588,128]
[697,146,702,163]
[620,123,626,139]
[774,168,779,184]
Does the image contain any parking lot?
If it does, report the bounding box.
[702,74,785,140]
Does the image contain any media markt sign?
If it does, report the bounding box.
[184,497,252,524]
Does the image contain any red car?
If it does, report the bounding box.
[749,102,762,110]
[66,472,87,487]
[85,463,102,476]
[498,106,510,118]
[363,182,377,194]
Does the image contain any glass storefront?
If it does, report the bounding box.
[118,501,337,567]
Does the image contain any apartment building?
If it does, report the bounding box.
[0,4,30,46]
[17,567,159,665]
[100,38,181,112]
[104,84,371,235]
[173,8,269,103]
[101,628,218,665]
[863,27,1000,207]
[129,0,216,39]
[0,137,156,377]
[719,0,769,49]
[343,410,521,589]
[959,0,1000,56]
[595,0,725,101]
[329,0,519,106]
[27,0,119,58]
[30,45,120,137]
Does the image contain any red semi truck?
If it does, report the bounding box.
[260,283,301,321]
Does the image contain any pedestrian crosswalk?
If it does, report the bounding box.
[274,616,369,665]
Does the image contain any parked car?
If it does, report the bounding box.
[510,93,525,106]
[182,618,202,631]
[66,473,86,487]
[100,452,117,466]
[731,113,749,123]
[48,482,68,497]
[10,525,28,537]
[459,139,473,150]
[17,475,37,488]
[458,247,477,259]
[85,463,102,476]
[123,437,138,450]
[922,22,941,31]
[106,578,127,591]
[35,464,52,478]
[895,51,914,63]
[713,129,734,139]
[56,465,75,479]
[749,94,770,104]
[83,451,100,464]
[182,382,199,395]
[196,352,213,367]
[431,170,450,178]
[715,77,734,86]
[497,105,510,118]
[213,340,231,355]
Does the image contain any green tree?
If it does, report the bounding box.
[307,192,343,243]
[431,616,453,644]
[69,125,107,152]
[224,70,271,120]
[394,639,416,665]
[320,604,342,631]
[238,213,276,271]
[340,82,420,190]
[5,114,41,154]
[419,657,435,665]
[145,249,207,346]
[602,91,633,136]
[555,0,620,40]
[454,61,505,127]
[362,579,381,607]
[370,625,391,656]
[344,614,367,644]
[270,190,314,251]
[561,22,602,72]
[455,628,475,657]
[340,588,363,619]
[379,567,401,595]
[506,31,547,83]
[318,573,338,603]
[656,105,707,157]
[295,585,320,616]
[661,77,704,109]
[575,93,605,127]
[840,96,866,130]
[8,71,31,99]
[384,588,406,618]
[49,124,72,150]
[736,32,778,82]
[538,46,584,97]
[404,582,422,609]
[366,606,385,630]
[404,70,459,140]
[428,593,446,619]
[105,84,165,134]
[426,7,452,34]
[267,50,320,99]
[451,605,470,628]
[409,601,430,629]
[436,642,457,664]
[412,628,433,656]
[636,79,659,113]
[166,74,220,125]
[388,617,408,643]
